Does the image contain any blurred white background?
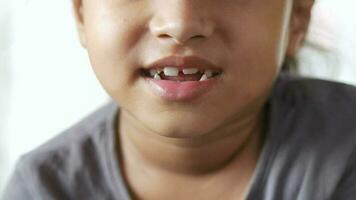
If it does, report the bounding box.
[0,0,108,195]
[0,0,355,196]
[298,0,356,83]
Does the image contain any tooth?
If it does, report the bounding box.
[163,67,179,76]
[205,69,213,78]
[182,68,199,75]
[200,74,208,81]
[149,69,157,76]
[154,73,161,80]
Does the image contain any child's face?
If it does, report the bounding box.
[74,0,310,137]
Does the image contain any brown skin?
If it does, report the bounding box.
[72,0,313,199]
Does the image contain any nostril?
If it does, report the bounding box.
[157,33,206,45]
[158,33,204,39]
[158,33,173,39]
[191,35,205,39]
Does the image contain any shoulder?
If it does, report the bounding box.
[253,74,356,199]
[272,73,356,132]
[273,73,356,108]
[21,101,117,164]
[3,102,118,199]
[270,73,356,148]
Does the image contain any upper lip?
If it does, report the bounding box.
[145,55,221,71]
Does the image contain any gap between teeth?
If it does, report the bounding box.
[148,67,220,81]
[151,67,215,76]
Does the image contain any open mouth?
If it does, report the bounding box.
[140,67,223,82]
[141,56,223,101]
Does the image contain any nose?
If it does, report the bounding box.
[149,1,214,45]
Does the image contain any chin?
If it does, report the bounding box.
[144,113,219,139]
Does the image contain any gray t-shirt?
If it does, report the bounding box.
[3,74,356,200]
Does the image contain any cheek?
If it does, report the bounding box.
[215,7,290,119]
[84,14,145,96]
[221,19,288,104]
[237,22,286,67]
[223,0,291,71]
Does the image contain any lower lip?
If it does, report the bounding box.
[144,77,218,101]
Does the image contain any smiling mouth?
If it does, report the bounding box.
[140,67,222,82]
[140,56,223,101]
[140,55,223,82]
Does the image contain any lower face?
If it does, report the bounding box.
[82,0,293,138]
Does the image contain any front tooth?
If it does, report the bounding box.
[205,69,213,78]
[154,73,161,80]
[200,74,208,81]
[163,67,179,76]
[182,68,199,75]
[149,69,158,76]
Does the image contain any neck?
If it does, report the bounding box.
[117,108,265,176]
